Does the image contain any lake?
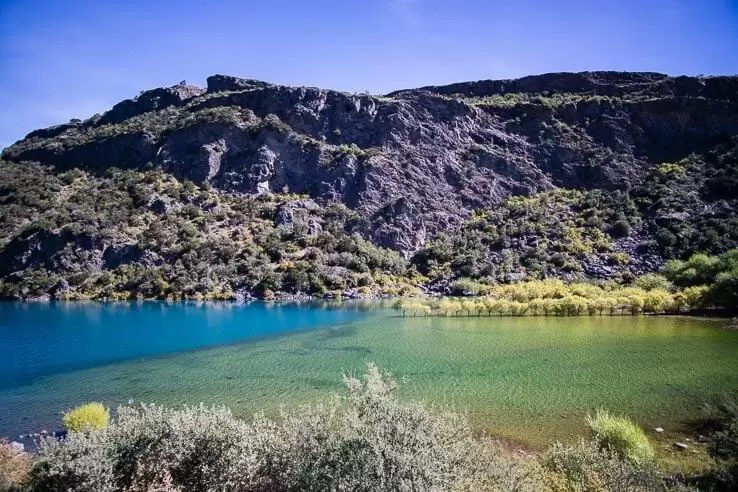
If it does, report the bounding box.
[2,301,737,448]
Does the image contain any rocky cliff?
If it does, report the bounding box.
[1,71,737,298]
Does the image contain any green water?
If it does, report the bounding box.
[3,308,737,447]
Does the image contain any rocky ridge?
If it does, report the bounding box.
[1,71,737,298]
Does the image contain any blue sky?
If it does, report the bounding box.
[1,0,737,149]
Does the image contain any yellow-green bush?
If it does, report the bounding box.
[585,409,654,466]
[390,278,683,317]
[63,402,110,432]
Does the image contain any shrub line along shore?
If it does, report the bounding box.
[3,364,737,491]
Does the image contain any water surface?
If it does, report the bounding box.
[2,302,737,447]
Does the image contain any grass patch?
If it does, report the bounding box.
[586,409,655,466]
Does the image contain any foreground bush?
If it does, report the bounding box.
[30,364,537,491]
[62,402,110,432]
[27,365,694,491]
[585,409,655,466]
[542,439,691,492]
[0,441,31,491]
[697,396,738,489]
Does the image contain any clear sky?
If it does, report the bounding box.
[1,0,737,149]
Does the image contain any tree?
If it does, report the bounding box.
[628,295,645,315]
[683,285,710,312]
[461,300,478,316]
[437,298,458,317]
[529,298,545,316]
[482,297,498,316]
[643,290,673,313]
[711,268,738,311]
[633,274,672,292]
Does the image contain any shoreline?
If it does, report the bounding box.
[3,295,733,320]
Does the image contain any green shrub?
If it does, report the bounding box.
[28,367,699,491]
[63,402,110,432]
[661,250,738,311]
[634,273,673,292]
[585,409,654,466]
[336,143,366,157]
[701,396,738,489]
[610,219,631,238]
[656,162,687,177]
[0,161,409,301]
[542,439,682,491]
[451,277,490,296]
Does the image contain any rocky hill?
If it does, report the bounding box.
[1,71,737,299]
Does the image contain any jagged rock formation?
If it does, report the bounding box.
[6,71,736,255]
[1,71,737,298]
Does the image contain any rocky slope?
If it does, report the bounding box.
[1,71,737,298]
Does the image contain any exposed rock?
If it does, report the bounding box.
[290,199,320,211]
[103,244,144,269]
[654,427,664,433]
[50,279,70,299]
[674,442,689,450]
[505,272,528,283]
[147,195,178,214]
[396,71,738,103]
[307,218,323,236]
[99,84,205,125]
[206,74,273,93]
[275,205,294,229]
[3,71,738,260]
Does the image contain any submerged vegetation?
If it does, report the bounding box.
[1,364,714,492]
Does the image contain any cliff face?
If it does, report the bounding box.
[1,71,737,298]
[6,71,737,255]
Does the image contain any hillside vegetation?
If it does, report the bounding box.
[1,71,737,300]
[0,162,411,300]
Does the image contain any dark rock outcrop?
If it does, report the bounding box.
[395,71,738,102]
[98,84,205,125]
[3,71,738,256]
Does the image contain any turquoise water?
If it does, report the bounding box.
[2,301,737,448]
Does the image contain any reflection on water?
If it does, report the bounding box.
[1,302,737,448]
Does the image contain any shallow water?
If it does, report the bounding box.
[1,301,737,447]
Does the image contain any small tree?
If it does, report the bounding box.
[634,274,672,292]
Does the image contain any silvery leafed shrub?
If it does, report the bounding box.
[541,439,695,492]
[29,364,535,491]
